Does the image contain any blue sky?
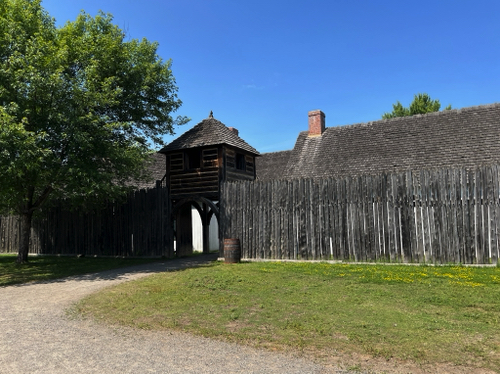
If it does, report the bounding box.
[42,0,500,153]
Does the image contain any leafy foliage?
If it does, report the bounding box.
[0,0,188,262]
[382,93,452,119]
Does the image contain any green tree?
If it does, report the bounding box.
[0,0,188,263]
[382,93,452,119]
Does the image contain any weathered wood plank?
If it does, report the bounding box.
[5,165,500,265]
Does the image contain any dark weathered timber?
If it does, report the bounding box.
[1,187,173,257]
[7,164,500,264]
[320,179,329,259]
[492,166,500,264]
[219,165,500,265]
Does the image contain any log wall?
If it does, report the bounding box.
[220,166,500,264]
[0,187,173,257]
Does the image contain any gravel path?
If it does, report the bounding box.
[0,255,355,374]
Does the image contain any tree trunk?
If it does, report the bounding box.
[16,212,33,264]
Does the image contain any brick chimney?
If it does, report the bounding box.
[308,110,325,137]
[228,127,239,136]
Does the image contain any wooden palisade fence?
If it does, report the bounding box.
[3,166,500,264]
[220,165,500,264]
[0,187,173,257]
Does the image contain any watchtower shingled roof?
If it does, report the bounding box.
[160,116,259,155]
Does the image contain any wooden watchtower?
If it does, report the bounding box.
[159,112,259,256]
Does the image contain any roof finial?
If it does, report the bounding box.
[209,110,213,118]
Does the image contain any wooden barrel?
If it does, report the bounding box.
[224,238,241,263]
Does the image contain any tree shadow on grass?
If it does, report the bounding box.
[7,253,219,287]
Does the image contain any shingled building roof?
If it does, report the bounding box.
[255,151,293,181]
[256,103,500,181]
[132,152,166,190]
[159,116,260,155]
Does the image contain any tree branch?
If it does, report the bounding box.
[30,185,53,212]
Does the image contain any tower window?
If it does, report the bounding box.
[186,149,201,169]
[236,153,246,170]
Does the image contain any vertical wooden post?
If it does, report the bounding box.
[202,203,210,254]
[176,203,193,257]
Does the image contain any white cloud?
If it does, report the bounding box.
[242,84,265,90]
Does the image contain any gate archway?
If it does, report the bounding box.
[172,197,220,257]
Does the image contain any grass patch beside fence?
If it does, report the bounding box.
[75,261,500,371]
[0,254,163,286]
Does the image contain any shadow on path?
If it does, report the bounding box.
[8,253,219,288]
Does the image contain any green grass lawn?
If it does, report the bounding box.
[0,254,163,286]
[75,261,500,371]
